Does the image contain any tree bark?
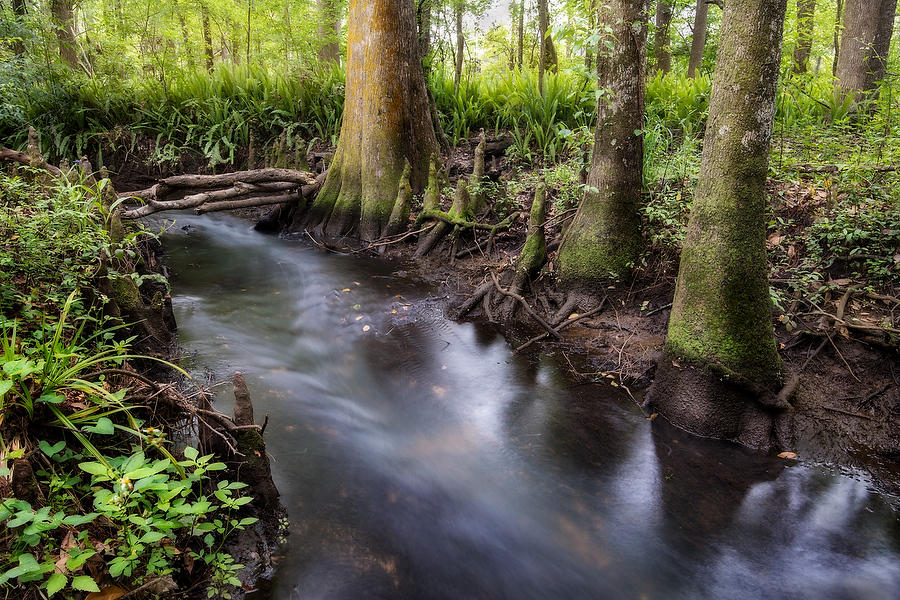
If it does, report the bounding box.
[50,0,78,66]
[792,0,816,73]
[557,0,648,285]
[687,0,708,77]
[835,0,898,99]
[653,0,673,73]
[302,0,441,241]
[538,0,548,93]
[647,0,788,450]
[318,0,342,64]
[585,0,597,72]
[454,3,464,92]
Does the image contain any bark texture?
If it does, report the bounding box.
[653,0,673,73]
[454,3,464,92]
[202,2,214,70]
[835,0,898,98]
[647,0,788,450]
[303,0,440,241]
[516,0,524,69]
[792,0,816,73]
[687,0,708,77]
[418,0,432,58]
[12,0,26,55]
[557,0,648,285]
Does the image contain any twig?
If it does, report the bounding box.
[821,405,878,421]
[515,297,608,352]
[643,302,673,317]
[489,272,560,340]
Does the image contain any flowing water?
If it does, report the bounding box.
[161,213,900,600]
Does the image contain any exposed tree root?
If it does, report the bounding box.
[515,296,609,353]
[489,272,560,340]
[119,168,319,218]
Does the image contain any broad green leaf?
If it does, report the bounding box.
[39,440,66,457]
[45,572,66,596]
[71,575,100,592]
[78,462,110,476]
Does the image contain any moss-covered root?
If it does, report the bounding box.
[416,177,471,258]
[499,183,548,320]
[470,129,487,214]
[232,372,280,510]
[422,158,442,213]
[386,161,412,237]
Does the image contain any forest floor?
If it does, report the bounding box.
[110,134,899,499]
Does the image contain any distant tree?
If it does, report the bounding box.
[202,1,214,70]
[11,0,27,55]
[647,0,789,449]
[653,0,673,73]
[303,0,441,241]
[792,0,815,73]
[50,0,78,66]
[687,0,707,77]
[318,0,342,64]
[557,0,648,284]
[835,0,898,100]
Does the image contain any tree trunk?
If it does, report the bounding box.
[792,0,816,73]
[12,0,26,55]
[832,0,843,75]
[653,0,673,73]
[202,2,214,70]
[517,0,524,69]
[647,0,788,450]
[302,0,441,241]
[557,0,648,285]
[318,0,342,64]
[454,3,464,92]
[835,0,898,99]
[585,0,597,72]
[50,0,78,66]
[687,0,708,77]
[538,0,548,93]
[418,0,432,59]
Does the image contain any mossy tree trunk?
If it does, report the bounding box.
[835,0,897,100]
[647,0,788,449]
[304,0,440,241]
[653,0,673,73]
[687,0,708,77]
[516,0,524,69]
[454,2,464,92]
[12,0,27,55]
[557,0,648,286]
[791,0,816,74]
[202,2,214,70]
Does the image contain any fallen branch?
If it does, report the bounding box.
[0,147,63,177]
[794,163,900,174]
[196,191,298,214]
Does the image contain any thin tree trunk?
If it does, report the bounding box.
[318,0,341,64]
[835,0,898,98]
[517,0,524,69]
[792,0,816,73]
[585,0,597,72]
[653,0,673,73]
[12,0,26,55]
[687,0,708,77]
[304,0,441,241]
[50,0,78,66]
[418,0,432,59]
[558,0,648,284]
[832,0,843,75]
[647,0,788,449]
[202,2,214,70]
[454,3,464,92]
[538,0,548,94]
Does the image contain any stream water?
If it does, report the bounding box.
[161,212,900,600]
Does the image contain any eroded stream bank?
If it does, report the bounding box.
[161,212,899,599]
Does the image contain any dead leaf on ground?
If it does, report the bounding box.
[86,587,126,600]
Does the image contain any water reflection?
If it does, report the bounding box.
[160,213,900,599]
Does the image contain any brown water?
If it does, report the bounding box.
[162,213,900,600]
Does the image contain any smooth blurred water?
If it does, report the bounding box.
[160,212,900,600]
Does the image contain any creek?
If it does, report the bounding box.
[161,212,899,599]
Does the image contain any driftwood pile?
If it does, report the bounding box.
[119,168,322,219]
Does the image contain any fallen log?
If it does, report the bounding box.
[0,146,63,177]
[118,168,316,202]
[196,192,298,214]
[122,181,299,218]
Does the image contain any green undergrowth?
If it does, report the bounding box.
[0,174,258,598]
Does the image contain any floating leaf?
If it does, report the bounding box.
[777,451,798,460]
[362,325,371,332]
